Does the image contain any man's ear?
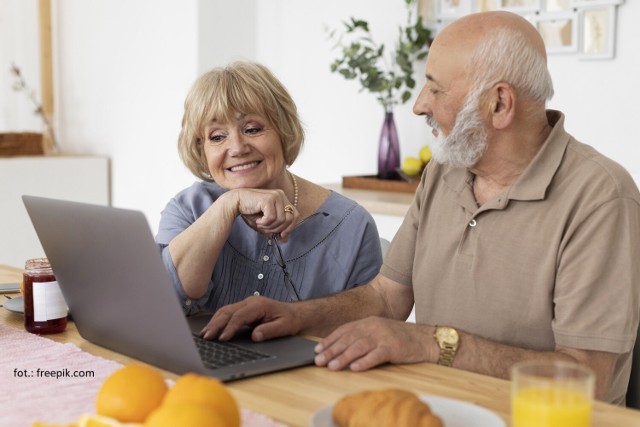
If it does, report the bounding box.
[489,83,515,130]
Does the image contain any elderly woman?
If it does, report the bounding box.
[157,61,382,315]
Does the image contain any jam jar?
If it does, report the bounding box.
[23,258,67,334]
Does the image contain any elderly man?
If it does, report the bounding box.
[203,11,640,404]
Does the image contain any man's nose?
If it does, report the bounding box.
[413,86,431,116]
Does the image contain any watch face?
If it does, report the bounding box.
[436,327,459,343]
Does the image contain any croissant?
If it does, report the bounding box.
[332,388,444,427]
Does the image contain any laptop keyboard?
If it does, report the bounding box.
[192,334,274,370]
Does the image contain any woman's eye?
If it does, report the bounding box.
[244,126,262,135]
[208,133,226,143]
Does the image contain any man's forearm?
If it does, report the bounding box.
[296,283,390,337]
[453,331,616,401]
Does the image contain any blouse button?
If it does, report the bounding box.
[263,255,270,262]
[267,239,273,245]
[469,219,477,227]
[184,299,192,306]
[257,273,264,279]
[254,291,260,296]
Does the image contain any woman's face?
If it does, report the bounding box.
[202,111,287,190]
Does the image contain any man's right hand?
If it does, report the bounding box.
[200,295,301,342]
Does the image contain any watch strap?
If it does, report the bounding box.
[437,343,456,367]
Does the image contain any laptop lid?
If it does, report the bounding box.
[22,195,317,381]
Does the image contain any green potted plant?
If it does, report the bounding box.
[328,0,430,179]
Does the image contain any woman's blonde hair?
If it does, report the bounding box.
[178,61,305,181]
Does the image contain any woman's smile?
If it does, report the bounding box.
[228,160,262,173]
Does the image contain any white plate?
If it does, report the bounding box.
[310,395,506,427]
[3,296,24,314]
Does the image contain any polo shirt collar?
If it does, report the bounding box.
[507,110,569,202]
[441,110,569,207]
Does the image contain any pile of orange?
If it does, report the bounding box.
[32,364,241,427]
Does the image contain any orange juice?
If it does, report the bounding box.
[512,386,591,427]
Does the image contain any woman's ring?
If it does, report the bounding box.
[284,205,294,214]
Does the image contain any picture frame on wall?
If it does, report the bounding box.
[436,0,472,19]
[418,0,437,21]
[477,0,500,11]
[498,0,541,13]
[570,0,623,7]
[579,5,616,59]
[543,0,572,12]
[536,12,578,53]
[419,0,623,59]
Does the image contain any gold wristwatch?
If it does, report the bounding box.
[433,326,460,367]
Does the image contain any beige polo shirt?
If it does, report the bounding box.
[381,111,640,404]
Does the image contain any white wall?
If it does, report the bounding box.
[2,0,639,235]
[0,0,41,132]
[53,0,200,233]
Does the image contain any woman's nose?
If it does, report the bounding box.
[227,133,251,156]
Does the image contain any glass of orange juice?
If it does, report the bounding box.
[511,360,595,427]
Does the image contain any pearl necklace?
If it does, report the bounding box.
[288,170,298,207]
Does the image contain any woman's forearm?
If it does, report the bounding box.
[169,192,238,298]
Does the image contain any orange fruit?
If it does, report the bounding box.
[31,422,75,427]
[144,402,227,427]
[76,414,143,427]
[32,414,143,427]
[162,373,240,427]
[96,364,168,423]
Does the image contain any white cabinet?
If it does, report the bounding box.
[0,156,110,268]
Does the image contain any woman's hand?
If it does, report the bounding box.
[223,188,300,240]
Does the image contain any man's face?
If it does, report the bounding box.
[413,38,488,168]
[427,88,488,168]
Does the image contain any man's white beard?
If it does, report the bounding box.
[427,89,488,169]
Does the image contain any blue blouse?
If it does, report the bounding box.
[156,182,383,314]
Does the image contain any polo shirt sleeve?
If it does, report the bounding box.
[553,196,640,354]
[379,166,429,287]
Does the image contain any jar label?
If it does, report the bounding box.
[33,281,67,321]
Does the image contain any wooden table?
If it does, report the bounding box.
[2,264,639,426]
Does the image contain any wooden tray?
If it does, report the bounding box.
[0,133,45,157]
[342,175,419,194]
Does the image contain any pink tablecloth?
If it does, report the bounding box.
[0,324,286,427]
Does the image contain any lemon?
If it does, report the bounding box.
[419,145,432,164]
[401,157,423,177]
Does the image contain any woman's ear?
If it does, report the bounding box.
[489,83,515,130]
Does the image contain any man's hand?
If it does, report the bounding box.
[314,317,435,371]
[200,296,301,341]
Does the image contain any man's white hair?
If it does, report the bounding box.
[469,27,554,103]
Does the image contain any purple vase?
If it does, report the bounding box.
[377,111,400,180]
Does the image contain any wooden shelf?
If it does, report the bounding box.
[0,133,45,156]
[325,182,414,217]
[342,175,419,194]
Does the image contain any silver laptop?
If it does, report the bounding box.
[22,195,317,381]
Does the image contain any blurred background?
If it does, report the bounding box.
[1,0,639,266]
